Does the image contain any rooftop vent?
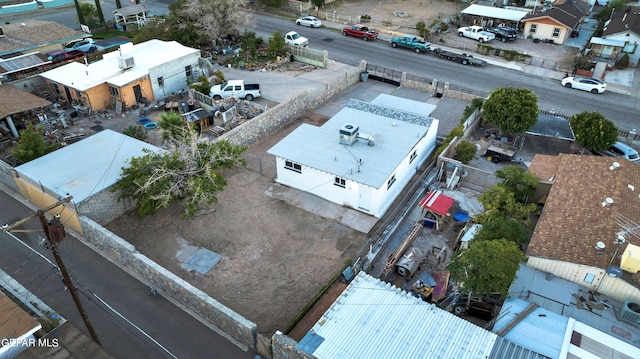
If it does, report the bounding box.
[602,197,614,207]
[610,162,620,170]
[0,27,5,38]
[118,55,135,70]
[595,241,606,251]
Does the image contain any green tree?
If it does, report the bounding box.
[267,30,285,56]
[132,18,171,43]
[473,216,531,248]
[448,239,526,299]
[188,75,211,95]
[495,165,538,203]
[482,87,538,134]
[123,124,149,142]
[454,140,476,164]
[158,111,186,139]
[12,123,58,163]
[240,31,258,61]
[477,184,538,225]
[569,111,618,151]
[416,21,430,39]
[112,129,247,217]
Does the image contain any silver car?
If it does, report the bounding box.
[296,16,322,28]
[561,76,606,94]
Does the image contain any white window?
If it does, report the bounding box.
[185,65,192,77]
[409,151,417,164]
[334,176,346,188]
[623,41,637,54]
[552,28,560,37]
[530,24,537,34]
[583,273,596,284]
[284,160,301,173]
[387,174,396,190]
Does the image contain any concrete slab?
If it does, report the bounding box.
[176,236,221,274]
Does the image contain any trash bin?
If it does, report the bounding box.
[494,48,501,56]
[360,72,369,82]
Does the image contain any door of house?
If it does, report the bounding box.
[358,185,371,212]
[63,86,72,104]
[602,46,614,57]
[133,85,142,103]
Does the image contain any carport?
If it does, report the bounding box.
[526,113,576,141]
[460,4,530,29]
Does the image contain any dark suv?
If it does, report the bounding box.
[488,27,517,43]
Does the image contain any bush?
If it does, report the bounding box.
[615,53,630,69]
[212,70,225,85]
[454,140,476,164]
[439,22,448,32]
[188,75,210,94]
[361,14,371,22]
[123,124,149,142]
[416,22,431,39]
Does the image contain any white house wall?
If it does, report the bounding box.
[274,121,438,218]
[604,32,640,65]
[148,53,200,100]
[527,257,640,303]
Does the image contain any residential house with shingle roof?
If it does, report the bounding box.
[0,84,51,141]
[589,6,640,66]
[527,153,640,303]
[520,0,590,44]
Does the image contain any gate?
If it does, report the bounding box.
[365,64,402,86]
[245,153,276,179]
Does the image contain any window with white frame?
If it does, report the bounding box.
[387,174,396,190]
[284,160,302,173]
[158,77,164,86]
[530,24,537,34]
[185,65,192,77]
[552,28,560,37]
[623,41,637,54]
[334,176,346,188]
[409,150,417,164]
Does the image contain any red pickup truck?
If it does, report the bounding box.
[342,25,379,41]
[46,50,85,64]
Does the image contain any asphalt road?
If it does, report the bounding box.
[0,191,255,359]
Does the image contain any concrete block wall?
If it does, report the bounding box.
[77,187,135,226]
[78,215,260,351]
[0,161,18,192]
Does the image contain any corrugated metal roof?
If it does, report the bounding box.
[15,129,161,203]
[590,36,627,47]
[40,39,200,91]
[267,98,436,189]
[461,4,530,22]
[488,337,546,359]
[297,271,497,359]
[492,298,568,359]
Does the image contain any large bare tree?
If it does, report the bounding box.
[174,0,253,44]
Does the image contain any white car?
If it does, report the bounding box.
[63,38,103,53]
[561,76,606,94]
[284,31,308,47]
[296,16,322,28]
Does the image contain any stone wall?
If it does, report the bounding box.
[77,188,135,226]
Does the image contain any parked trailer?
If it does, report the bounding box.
[431,48,487,66]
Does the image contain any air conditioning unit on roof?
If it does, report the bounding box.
[620,300,640,325]
[118,55,135,70]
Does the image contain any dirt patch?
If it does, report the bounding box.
[106,111,367,335]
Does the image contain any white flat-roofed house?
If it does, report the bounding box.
[267,97,439,218]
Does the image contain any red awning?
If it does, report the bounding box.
[419,191,454,216]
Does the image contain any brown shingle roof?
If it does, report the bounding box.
[528,154,561,182]
[528,154,640,269]
[602,7,640,37]
[0,85,51,118]
[0,20,84,55]
[521,0,589,28]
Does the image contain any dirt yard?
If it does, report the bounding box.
[106,0,477,337]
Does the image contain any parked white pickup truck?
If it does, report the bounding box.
[457,26,495,43]
[284,31,309,47]
[209,80,261,101]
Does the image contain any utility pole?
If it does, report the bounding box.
[2,197,102,346]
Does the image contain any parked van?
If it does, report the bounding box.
[595,141,640,163]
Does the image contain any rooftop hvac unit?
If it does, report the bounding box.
[339,123,359,146]
[620,300,640,325]
[118,55,135,70]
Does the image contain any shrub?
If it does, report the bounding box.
[615,53,630,69]
[439,22,448,32]
[212,70,225,85]
[123,124,149,142]
[382,19,392,26]
[361,14,371,22]
[454,140,476,164]
[416,22,431,39]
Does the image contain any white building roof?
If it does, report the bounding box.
[462,4,530,22]
[370,93,436,116]
[297,271,497,359]
[15,129,160,203]
[267,99,436,188]
[39,39,200,90]
[590,36,627,47]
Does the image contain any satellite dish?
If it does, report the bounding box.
[606,266,623,278]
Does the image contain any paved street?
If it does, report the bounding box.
[0,189,255,358]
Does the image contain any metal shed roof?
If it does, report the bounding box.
[462,4,530,22]
[526,113,575,140]
[590,36,626,47]
[15,129,160,203]
[297,271,498,359]
[267,98,436,189]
